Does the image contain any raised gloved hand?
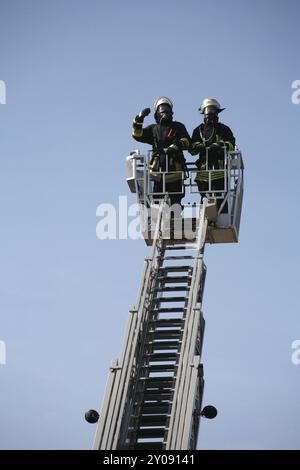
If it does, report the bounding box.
[139,108,151,119]
[135,107,151,123]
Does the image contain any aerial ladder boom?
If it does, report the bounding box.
[90,149,244,450]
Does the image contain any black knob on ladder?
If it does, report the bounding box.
[201,405,218,419]
[85,409,99,424]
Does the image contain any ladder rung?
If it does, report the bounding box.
[144,364,175,372]
[143,395,172,402]
[141,404,170,414]
[141,377,174,387]
[135,442,163,450]
[153,296,187,303]
[159,266,192,272]
[149,330,182,340]
[144,388,173,396]
[143,390,172,399]
[149,319,183,327]
[140,376,174,383]
[153,307,185,313]
[163,255,194,260]
[154,286,189,292]
[137,428,166,439]
[144,352,178,361]
[147,340,180,350]
[157,276,190,283]
[143,382,175,393]
[134,399,170,407]
[139,415,168,426]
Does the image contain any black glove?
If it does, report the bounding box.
[135,107,151,123]
[139,107,151,119]
[166,144,179,156]
[165,144,180,168]
[194,143,206,156]
[195,157,202,169]
[207,146,220,169]
[209,142,222,151]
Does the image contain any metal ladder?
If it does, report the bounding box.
[93,198,209,450]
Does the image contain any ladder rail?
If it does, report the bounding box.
[93,199,167,449]
[181,358,204,449]
[115,199,167,448]
[166,198,208,449]
[92,304,140,448]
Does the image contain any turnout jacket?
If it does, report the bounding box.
[190,122,235,182]
[132,119,191,181]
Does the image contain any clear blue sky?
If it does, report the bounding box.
[0,0,300,449]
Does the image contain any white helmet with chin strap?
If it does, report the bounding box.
[154,96,173,112]
[199,98,225,114]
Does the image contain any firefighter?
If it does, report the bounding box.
[190,98,235,210]
[132,97,190,206]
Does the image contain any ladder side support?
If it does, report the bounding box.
[93,200,166,449]
[93,308,138,449]
[167,199,209,449]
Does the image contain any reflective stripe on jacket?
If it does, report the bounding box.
[150,155,184,182]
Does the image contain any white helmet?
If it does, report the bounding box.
[154,96,173,112]
[199,98,225,114]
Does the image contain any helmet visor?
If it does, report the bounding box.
[204,105,218,116]
[157,104,171,114]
